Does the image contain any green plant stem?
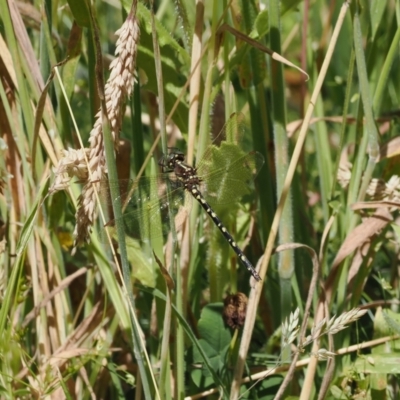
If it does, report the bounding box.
[102,115,156,399]
[330,50,355,201]
[336,4,380,312]
[372,26,400,115]
[269,0,293,364]
[149,2,182,397]
[353,9,379,201]
[196,0,221,301]
[97,2,155,390]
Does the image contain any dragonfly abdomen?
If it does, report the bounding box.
[188,185,261,282]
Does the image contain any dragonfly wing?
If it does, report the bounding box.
[200,150,264,206]
[100,178,188,241]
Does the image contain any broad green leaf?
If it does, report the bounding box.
[197,303,231,352]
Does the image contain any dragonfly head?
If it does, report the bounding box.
[159,149,185,171]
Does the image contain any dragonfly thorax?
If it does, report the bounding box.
[174,161,202,190]
[160,150,202,188]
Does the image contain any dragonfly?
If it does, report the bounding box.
[103,113,264,281]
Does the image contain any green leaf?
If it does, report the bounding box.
[16,182,48,256]
[239,374,283,399]
[144,289,228,395]
[122,1,191,132]
[191,304,231,388]
[125,236,156,287]
[392,223,400,244]
[67,0,90,28]
[354,353,400,375]
[191,339,225,387]
[105,227,156,287]
[369,0,387,40]
[254,9,269,38]
[380,309,400,336]
[197,304,231,347]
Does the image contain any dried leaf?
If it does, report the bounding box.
[332,208,392,269]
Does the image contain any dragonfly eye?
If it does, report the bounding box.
[173,153,185,161]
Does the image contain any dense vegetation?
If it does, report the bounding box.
[1,0,399,399]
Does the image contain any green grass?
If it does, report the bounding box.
[1,0,400,399]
